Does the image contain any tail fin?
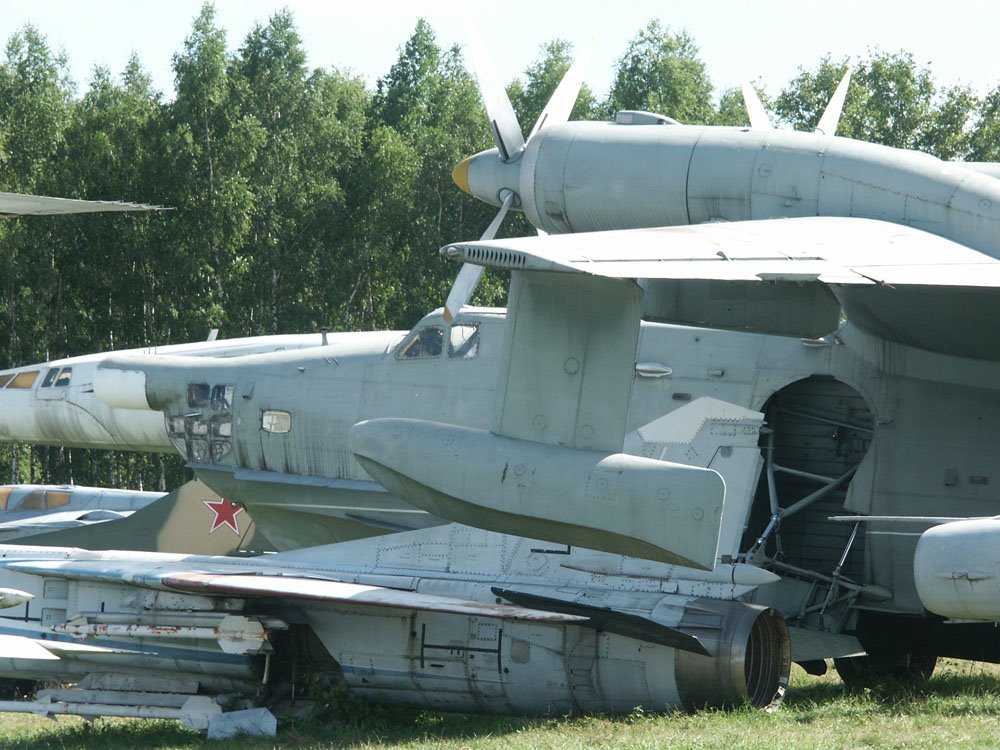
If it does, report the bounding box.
[18,479,273,554]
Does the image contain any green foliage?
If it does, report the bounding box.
[774,51,979,158]
[714,85,756,127]
[0,12,998,488]
[308,686,384,728]
[773,55,852,133]
[1,661,1000,748]
[507,39,599,129]
[607,20,714,124]
[967,86,1000,161]
[361,18,494,329]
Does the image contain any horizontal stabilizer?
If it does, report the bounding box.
[160,573,585,623]
[492,587,710,656]
[1,559,586,625]
[0,634,61,661]
[0,192,163,216]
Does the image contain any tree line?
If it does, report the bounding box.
[2,5,998,489]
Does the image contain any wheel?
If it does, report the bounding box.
[0,678,38,699]
[833,653,937,689]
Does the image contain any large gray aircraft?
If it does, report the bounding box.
[1,51,1000,729]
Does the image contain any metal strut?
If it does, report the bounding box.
[749,421,861,561]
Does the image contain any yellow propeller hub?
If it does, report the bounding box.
[452,156,472,195]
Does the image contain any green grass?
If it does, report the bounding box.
[1,661,999,749]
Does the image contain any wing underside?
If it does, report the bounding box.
[443,216,1000,358]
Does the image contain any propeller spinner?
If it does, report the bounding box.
[444,36,592,320]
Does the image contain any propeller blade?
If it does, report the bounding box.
[443,265,485,324]
[741,82,772,129]
[815,67,852,136]
[444,191,515,322]
[526,39,595,141]
[465,23,525,161]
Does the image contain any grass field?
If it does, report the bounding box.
[0,660,999,749]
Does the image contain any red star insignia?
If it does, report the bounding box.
[203,497,244,535]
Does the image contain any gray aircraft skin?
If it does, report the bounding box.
[0,484,162,540]
[3,61,1000,726]
[0,525,788,724]
[453,110,1000,257]
[0,332,339,452]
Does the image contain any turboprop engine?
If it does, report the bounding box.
[454,120,1000,258]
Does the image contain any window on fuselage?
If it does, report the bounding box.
[8,371,38,389]
[211,384,234,412]
[262,410,292,434]
[17,490,44,510]
[54,368,72,387]
[397,326,444,360]
[448,324,480,359]
[45,490,70,508]
[212,415,232,438]
[187,382,210,408]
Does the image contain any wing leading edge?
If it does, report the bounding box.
[0,192,163,216]
[443,217,1000,359]
[1,558,586,624]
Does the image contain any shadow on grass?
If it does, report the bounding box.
[4,671,1000,749]
[785,668,1000,717]
[0,719,204,750]
[282,703,542,748]
[0,705,540,750]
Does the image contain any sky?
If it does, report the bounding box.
[3,0,1000,104]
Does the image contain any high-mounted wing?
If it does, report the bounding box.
[443,216,1000,359]
[0,192,162,216]
[442,216,995,284]
[354,233,732,571]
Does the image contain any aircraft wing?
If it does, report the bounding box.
[443,217,997,283]
[444,217,1000,359]
[1,558,587,624]
[0,192,162,216]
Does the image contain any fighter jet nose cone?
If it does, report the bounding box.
[452,156,472,194]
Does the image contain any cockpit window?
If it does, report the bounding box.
[46,490,70,508]
[397,326,444,360]
[448,324,480,360]
[7,371,38,389]
[0,374,13,389]
[211,384,234,412]
[187,382,210,408]
[40,367,72,388]
[17,490,45,510]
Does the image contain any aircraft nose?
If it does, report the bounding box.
[452,156,472,195]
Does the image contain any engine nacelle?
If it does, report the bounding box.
[309,598,790,713]
[674,599,790,710]
[914,518,1000,620]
